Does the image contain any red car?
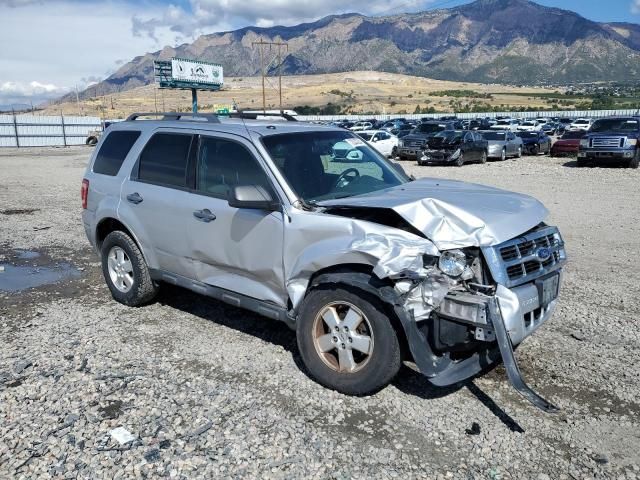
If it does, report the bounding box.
[551,131,585,156]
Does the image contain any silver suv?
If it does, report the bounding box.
[82,112,567,411]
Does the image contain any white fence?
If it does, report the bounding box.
[0,114,102,147]
[297,109,640,122]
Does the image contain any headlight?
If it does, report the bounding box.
[579,139,589,148]
[398,140,404,147]
[438,249,467,277]
[625,138,638,147]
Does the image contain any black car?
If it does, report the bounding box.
[418,130,488,167]
[516,131,552,155]
[397,121,456,160]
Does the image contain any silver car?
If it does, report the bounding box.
[81,112,566,411]
[480,130,523,160]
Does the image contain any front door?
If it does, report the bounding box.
[184,133,287,306]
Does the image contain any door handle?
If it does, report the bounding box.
[126,192,143,204]
[193,209,216,222]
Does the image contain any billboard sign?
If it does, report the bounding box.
[170,58,223,86]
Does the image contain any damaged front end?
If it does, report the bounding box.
[374,225,566,412]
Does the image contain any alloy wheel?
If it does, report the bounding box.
[312,302,374,373]
[107,246,134,293]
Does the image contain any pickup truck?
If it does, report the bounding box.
[397,121,455,160]
[577,117,640,168]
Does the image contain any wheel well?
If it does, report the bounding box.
[96,218,136,250]
[305,264,412,361]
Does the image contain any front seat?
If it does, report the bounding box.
[282,149,326,200]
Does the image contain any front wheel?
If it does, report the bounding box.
[500,148,507,161]
[101,231,158,306]
[297,286,401,395]
[517,146,522,158]
[628,151,639,169]
[454,152,465,167]
[479,151,487,164]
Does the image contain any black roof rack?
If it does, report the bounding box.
[125,110,298,123]
[125,112,221,123]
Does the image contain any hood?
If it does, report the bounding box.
[587,130,639,137]
[554,138,580,146]
[319,178,548,250]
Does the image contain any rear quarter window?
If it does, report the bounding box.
[93,130,141,176]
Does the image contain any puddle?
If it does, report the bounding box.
[15,250,41,260]
[0,262,81,292]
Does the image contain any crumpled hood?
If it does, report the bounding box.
[319,178,548,249]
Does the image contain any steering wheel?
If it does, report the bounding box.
[334,168,360,189]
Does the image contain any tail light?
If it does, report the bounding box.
[81,178,89,209]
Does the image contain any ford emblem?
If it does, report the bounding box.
[536,247,552,261]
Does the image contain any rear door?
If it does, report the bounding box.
[120,130,196,277]
[182,133,287,306]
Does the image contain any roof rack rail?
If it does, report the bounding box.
[228,111,298,122]
[124,110,298,123]
[125,112,221,123]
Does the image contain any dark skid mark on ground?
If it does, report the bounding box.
[0,208,40,215]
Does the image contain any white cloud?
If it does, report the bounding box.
[632,0,640,14]
[132,0,431,41]
[0,81,70,106]
[0,0,176,105]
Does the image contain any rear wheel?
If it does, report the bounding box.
[500,148,507,161]
[479,151,487,164]
[455,152,465,167]
[297,286,401,395]
[101,231,158,306]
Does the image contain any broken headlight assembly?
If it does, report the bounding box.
[438,249,467,277]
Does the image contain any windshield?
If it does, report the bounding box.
[516,132,538,138]
[481,131,506,140]
[433,131,463,142]
[261,131,408,203]
[590,118,639,132]
[416,123,446,133]
[522,122,536,126]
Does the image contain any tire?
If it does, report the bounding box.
[101,231,158,307]
[297,285,401,396]
[86,136,98,146]
[454,152,465,167]
[628,152,640,169]
[500,148,507,161]
[517,146,522,158]
[576,157,587,167]
[531,145,540,155]
[479,151,487,164]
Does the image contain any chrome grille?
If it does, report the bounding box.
[483,225,567,288]
[407,140,425,148]
[590,137,624,148]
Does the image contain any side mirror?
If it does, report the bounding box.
[228,185,280,211]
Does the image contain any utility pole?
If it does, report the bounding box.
[75,85,82,116]
[252,40,288,113]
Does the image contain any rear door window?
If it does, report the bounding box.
[93,130,141,176]
[138,133,193,188]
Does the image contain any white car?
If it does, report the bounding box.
[517,121,542,132]
[568,118,593,132]
[536,117,551,125]
[490,119,520,132]
[350,121,374,132]
[357,130,399,157]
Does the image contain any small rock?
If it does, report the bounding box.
[144,449,161,463]
[465,422,481,436]
[110,427,136,445]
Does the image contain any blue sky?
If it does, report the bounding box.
[0,0,637,106]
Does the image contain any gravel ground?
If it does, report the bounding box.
[1,146,639,479]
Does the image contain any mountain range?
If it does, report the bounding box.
[75,0,640,100]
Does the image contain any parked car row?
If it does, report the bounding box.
[339,115,639,168]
